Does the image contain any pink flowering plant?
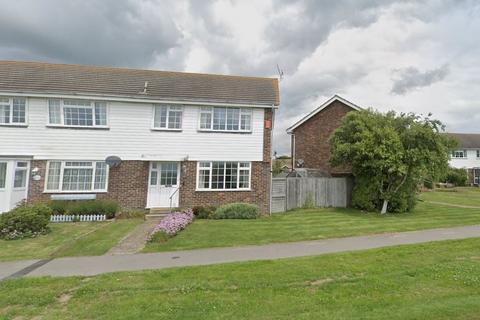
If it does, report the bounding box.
[148,208,194,242]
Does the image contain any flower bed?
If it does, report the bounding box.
[148,208,194,242]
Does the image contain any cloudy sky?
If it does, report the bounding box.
[1,0,479,154]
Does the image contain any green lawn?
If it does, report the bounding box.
[144,200,480,252]
[0,220,142,261]
[419,187,480,207]
[2,238,480,319]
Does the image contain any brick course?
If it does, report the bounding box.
[292,100,355,174]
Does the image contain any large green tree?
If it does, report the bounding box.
[330,109,455,213]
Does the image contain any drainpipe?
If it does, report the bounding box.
[269,105,275,215]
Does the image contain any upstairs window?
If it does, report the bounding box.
[477,150,480,158]
[48,99,108,127]
[153,105,183,130]
[199,107,252,132]
[0,97,27,125]
[451,150,467,158]
[45,161,108,192]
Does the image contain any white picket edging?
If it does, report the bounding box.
[50,214,107,223]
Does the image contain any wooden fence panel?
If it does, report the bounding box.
[271,177,351,213]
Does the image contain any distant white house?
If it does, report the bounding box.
[448,133,480,185]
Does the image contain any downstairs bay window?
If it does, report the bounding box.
[197,161,251,190]
[45,161,108,192]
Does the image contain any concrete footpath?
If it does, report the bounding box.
[2,225,480,280]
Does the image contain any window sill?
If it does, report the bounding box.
[195,188,251,192]
[43,190,108,194]
[150,128,183,132]
[0,124,28,128]
[197,129,252,134]
[46,125,110,130]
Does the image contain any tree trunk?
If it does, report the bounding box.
[381,200,388,214]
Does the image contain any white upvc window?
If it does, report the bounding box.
[477,150,480,158]
[153,105,183,130]
[0,162,6,189]
[48,99,108,128]
[45,161,108,192]
[451,150,467,159]
[0,97,27,125]
[197,161,251,190]
[13,161,28,189]
[199,107,252,132]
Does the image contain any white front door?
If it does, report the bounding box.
[0,160,30,213]
[147,162,180,208]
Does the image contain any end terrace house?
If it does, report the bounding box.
[0,61,279,213]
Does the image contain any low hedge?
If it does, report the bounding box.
[212,203,259,219]
[0,203,52,240]
[47,200,119,219]
[192,205,217,219]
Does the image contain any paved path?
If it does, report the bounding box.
[1,225,480,280]
[427,201,480,209]
[107,218,161,255]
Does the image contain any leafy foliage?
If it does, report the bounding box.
[0,203,52,240]
[212,203,259,219]
[192,205,217,219]
[115,208,146,219]
[330,109,455,213]
[47,200,119,219]
[443,167,468,186]
[148,209,194,241]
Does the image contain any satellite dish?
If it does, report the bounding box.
[105,156,122,167]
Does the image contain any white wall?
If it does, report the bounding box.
[449,149,480,169]
[0,98,266,161]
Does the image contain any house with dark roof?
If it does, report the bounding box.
[0,61,279,213]
[447,133,480,185]
[286,95,361,175]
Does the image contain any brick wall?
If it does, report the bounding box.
[292,100,355,174]
[28,160,149,209]
[179,161,271,214]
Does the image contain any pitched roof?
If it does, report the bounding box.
[286,95,361,133]
[447,133,480,148]
[0,60,279,106]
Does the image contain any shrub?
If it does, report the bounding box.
[444,167,468,186]
[55,200,119,219]
[0,203,52,240]
[192,205,217,219]
[48,200,69,215]
[148,208,194,241]
[115,208,146,219]
[212,203,259,219]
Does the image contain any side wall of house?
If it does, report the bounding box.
[292,101,354,174]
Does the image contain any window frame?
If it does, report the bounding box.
[198,107,252,133]
[47,99,109,129]
[0,161,7,190]
[44,160,109,193]
[196,161,251,191]
[13,161,29,190]
[451,150,467,159]
[151,104,183,131]
[0,97,28,126]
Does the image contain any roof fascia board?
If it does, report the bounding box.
[0,91,277,108]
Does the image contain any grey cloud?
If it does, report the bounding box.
[0,0,183,67]
[391,64,449,95]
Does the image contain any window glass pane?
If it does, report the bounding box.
[167,107,182,129]
[48,99,61,124]
[46,162,61,190]
[65,161,93,167]
[225,162,238,189]
[160,162,177,186]
[62,168,93,191]
[94,162,107,190]
[0,162,6,188]
[240,109,252,131]
[239,163,251,189]
[150,171,158,185]
[64,99,91,106]
[14,169,27,188]
[213,108,226,130]
[200,112,212,129]
[226,108,240,131]
[211,162,225,189]
[12,98,26,123]
[154,106,168,128]
[64,107,93,126]
[199,168,210,188]
[0,105,10,124]
[94,102,107,126]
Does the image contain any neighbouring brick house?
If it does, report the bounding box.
[0,61,279,214]
[447,133,480,185]
[286,95,361,175]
